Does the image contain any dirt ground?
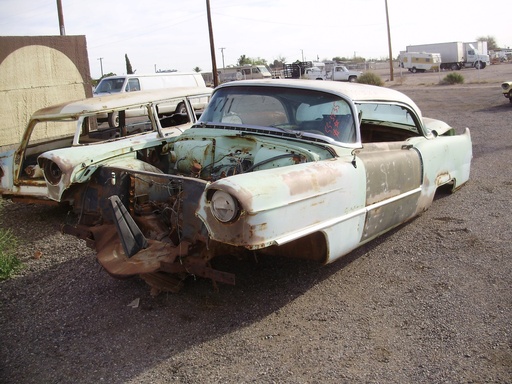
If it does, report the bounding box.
[1,64,511,384]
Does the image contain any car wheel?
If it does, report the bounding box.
[108,112,119,128]
[175,102,187,114]
[509,91,512,103]
[411,67,417,73]
[348,76,357,82]
[450,63,459,71]
[475,61,482,69]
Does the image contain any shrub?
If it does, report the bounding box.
[441,72,464,85]
[0,228,21,280]
[357,72,384,86]
[0,201,22,280]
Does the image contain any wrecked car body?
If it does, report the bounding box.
[0,87,212,209]
[62,80,472,292]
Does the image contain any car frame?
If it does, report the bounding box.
[0,87,212,209]
[62,79,472,293]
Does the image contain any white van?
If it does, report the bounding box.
[94,72,208,126]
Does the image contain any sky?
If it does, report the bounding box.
[1,0,510,79]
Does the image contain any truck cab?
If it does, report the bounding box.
[304,62,361,82]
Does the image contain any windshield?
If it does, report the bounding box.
[94,78,125,94]
[257,66,272,76]
[199,86,356,143]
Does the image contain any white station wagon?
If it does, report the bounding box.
[60,79,472,293]
[0,87,212,208]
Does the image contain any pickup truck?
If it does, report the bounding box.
[304,65,361,82]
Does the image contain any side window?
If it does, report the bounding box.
[126,78,140,92]
[157,98,192,128]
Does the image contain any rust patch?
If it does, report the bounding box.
[281,161,342,196]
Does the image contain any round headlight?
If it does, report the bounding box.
[43,160,63,185]
[210,190,239,223]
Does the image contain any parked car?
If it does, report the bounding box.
[93,72,209,127]
[0,87,212,210]
[62,79,472,293]
[501,81,512,104]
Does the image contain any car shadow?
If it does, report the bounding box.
[476,103,511,113]
[0,202,396,383]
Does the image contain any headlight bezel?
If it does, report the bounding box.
[209,189,240,223]
[42,159,63,185]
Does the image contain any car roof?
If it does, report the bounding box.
[31,87,213,119]
[99,72,201,79]
[215,79,422,117]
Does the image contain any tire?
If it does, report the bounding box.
[474,61,482,70]
[450,63,459,71]
[108,112,119,128]
[411,67,417,73]
[509,91,512,104]
[348,76,357,82]
[175,102,186,114]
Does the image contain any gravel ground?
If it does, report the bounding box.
[1,64,511,384]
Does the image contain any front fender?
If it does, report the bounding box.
[197,157,367,250]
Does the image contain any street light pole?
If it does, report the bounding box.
[220,47,226,69]
[98,57,104,77]
[385,0,394,81]
[56,0,65,35]
[206,0,219,87]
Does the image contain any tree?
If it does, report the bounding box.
[477,35,498,50]
[269,56,286,70]
[92,72,116,87]
[125,54,135,74]
[251,57,268,65]
[237,54,251,66]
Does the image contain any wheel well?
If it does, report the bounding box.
[258,231,327,263]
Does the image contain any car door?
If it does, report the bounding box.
[356,142,423,242]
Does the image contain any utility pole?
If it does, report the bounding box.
[219,47,226,69]
[98,57,104,77]
[56,0,65,35]
[385,0,394,81]
[206,0,219,87]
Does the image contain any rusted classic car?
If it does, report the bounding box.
[60,79,472,293]
[0,87,212,210]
